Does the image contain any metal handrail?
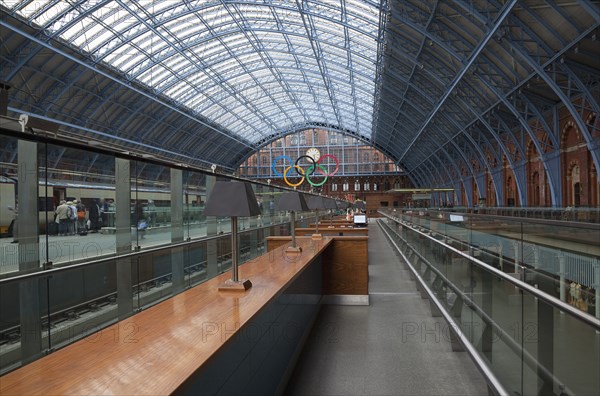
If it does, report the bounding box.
[377,220,509,396]
[391,208,600,231]
[378,220,575,396]
[0,218,294,286]
[378,211,600,330]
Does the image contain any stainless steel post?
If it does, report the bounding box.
[231,216,238,282]
[290,211,297,247]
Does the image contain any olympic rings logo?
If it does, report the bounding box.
[271,154,340,187]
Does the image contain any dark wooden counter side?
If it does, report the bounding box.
[267,235,369,303]
[0,237,333,396]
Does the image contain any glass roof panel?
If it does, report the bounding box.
[5,0,382,143]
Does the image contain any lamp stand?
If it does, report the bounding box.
[218,216,252,291]
[286,211,302,254]
[312,209,322,240]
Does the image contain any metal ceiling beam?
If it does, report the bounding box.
[295,0,343,127]
[0,19,255,151]
[397,0,518,163]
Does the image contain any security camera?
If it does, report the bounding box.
[211,164,217,173]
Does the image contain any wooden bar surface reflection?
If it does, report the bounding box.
[0,238,332,396]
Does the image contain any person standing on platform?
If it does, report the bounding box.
[88,199,101,233]
[55,200,70,236]
[76,199,86,234]
[7,204,18,243]
[67,201,77,235]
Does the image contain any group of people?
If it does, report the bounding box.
[54,199,103,236]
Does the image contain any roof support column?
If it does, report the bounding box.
[171,168,185,294]
[17,139,42,364]
[205,175,219,280]
[115,157,133,320]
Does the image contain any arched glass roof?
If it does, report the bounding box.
[5,0,381,143]
[1,0,598,200]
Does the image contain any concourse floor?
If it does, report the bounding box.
[285,221,488,396]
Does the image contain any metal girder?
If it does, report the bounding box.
[1,19,255,151]
[489,85,562,206]
[114,0,275,140]
[451,0,600,187]
[503,33,600,184]
[295,0,342,127]
[398,0,519,163]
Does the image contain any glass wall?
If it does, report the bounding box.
[0,129,315,374]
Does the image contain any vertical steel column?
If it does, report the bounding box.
[231,217,239,282]
[559,253,566,303]
[115,157,133,320]
[290,211,297,248]
[170,168,184,293]
[17,139,42,363]
[206,175,218,279]
[595,263,600,320]
[513,240,520,274]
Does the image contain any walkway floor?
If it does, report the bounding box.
[285,221,489,396]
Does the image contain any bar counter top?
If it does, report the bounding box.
[0,237,332,395]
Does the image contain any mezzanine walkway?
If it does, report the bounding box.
[285,222,488,395]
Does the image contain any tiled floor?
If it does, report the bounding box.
[285,222,489,396]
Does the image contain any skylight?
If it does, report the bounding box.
[2,0,382,143]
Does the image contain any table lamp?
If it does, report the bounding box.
[204,181,260,291]
[324,198,338,227]
[307,195,329,239]
[354,200,366,211]
[276,191,309,254]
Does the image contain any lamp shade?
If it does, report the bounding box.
[276,191,309,212]
[307,195,328,210]
[354,200,366,210]
[324,198,338,209]
[336,200,350,209]
[204,181,261,217]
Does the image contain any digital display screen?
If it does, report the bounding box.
[354,214,367,224]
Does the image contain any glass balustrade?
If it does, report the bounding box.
[378,212,600,396]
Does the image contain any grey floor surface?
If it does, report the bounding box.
[284,222,489,396]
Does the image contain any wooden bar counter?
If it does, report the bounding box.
[267,235,369,305]
[0,237,332,396]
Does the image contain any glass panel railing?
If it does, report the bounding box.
[0,219,297,374]
[1,126,347,374]
[405,206,600,223]
[378,214,600,396]
[381,208,599,318]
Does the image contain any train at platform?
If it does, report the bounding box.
[0,176,204,236]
